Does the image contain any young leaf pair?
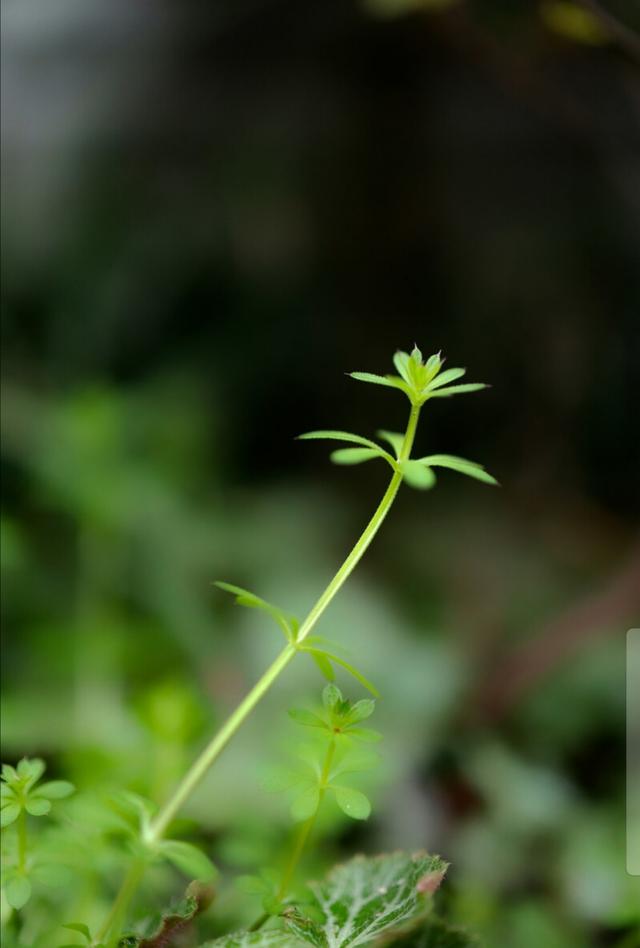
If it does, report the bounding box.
[214,584,379,695]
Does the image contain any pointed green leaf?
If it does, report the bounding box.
[349,372,407,393]
[159,840,217,881]
[288,709,329,729]
[345,699,375,724]
[291,784,320,822]
[37,780,75,799]
[330,448,384,466]
[425,367,466,390]
[427,383,487,398]
[345,727,382,743]
[393,352,413,385]
[333,786,371,820]
[284,851,449,948]
[62,924,92,943]
[400,461,436,490]
[5,876,32,910]
[308,649,336,681]
[418,455,498,485]
[377,430,404,458]
[297,430,382,451]
[322,683,343,709]
[25,796,51,816]
[215,582,295,641]
[1,802,21,826]
[314,651,379,696]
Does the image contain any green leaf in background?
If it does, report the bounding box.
[418,455,498,485]
[388,915,482,947]
[201,932,300,948]
[290,784,320,822]
[330,448,384,465]
[5,875,32,910]
[540,1,608,45]
[284,851,448,948]
[62,923,92,943]
[215,582,297,643]
[0,801,20,826]
[400,461,436,491]
[332,786,371,820]
[159,840,218,881]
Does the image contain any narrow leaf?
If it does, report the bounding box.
[215,582,294,641]
[308,649,336,681]
[426,383,487,398]
[393,352,413,385]
[333,786,371,820]
[345,727,382,743]
[330,448,383,466]
[418,455,498,486]
[425,367,466,390]
[377,429,404,458]
[316,651,379,697]
[349,372,405,391]
[400,461,436,491]
[297,430,382,451]
[159,840,217,881]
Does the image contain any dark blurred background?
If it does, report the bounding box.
[2,1,640,945]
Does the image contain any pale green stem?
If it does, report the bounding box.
[100,402,421,934]
[96,857,147,945]
[277,738,337,900]
[17,811,27,873]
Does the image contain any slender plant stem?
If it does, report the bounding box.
[99,402,421,934]
[278,738,337,900]
[96,857,147,945]
[17,811,27,872]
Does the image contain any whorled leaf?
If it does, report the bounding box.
[215,582,297,642]
[283,851,448,948]
[399,461,436,491]
[416,456,498,486]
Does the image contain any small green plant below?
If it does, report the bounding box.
[1,347,493,947]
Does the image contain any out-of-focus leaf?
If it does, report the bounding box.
[400,461,436,490]
[540,1,609,44]
[159,840,217,881]
[5,876,32,910]
[330,448,385,465]
[333,786,371,820]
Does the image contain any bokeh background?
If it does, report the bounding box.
[2,1,640,945]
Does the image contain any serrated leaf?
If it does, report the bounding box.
[284,852,448,948]
[400,461,436,491]
[349,372,407,393]
[37,780,75,799]
[215,582,295,642]
[1,802,21,826]
[288,709,329,729]
[426,383,486,398]
[24,796,51,816]
[159,840,217,881]
[330,448,384,466]
[333,786,371,820]
[5,876,32,910]
[291,785,320,822]
[297,430,383,451]
[417,455,498,486]
[377,430,404,458]
[201,932,300,948]
[62,923,92,942]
